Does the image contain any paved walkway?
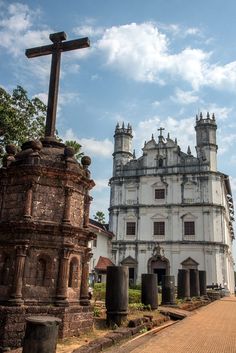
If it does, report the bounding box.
[106,297,236,353]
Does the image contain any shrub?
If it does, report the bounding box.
[129,289,141,303]
[93,282,106,301]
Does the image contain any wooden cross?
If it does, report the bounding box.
[25,31,90,139]
[158,127,165,136]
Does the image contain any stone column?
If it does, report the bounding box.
[106,266,128,326]
[62,187,73,223]
[161,275,176,305]
[23,183,34,219]
[55,248,71,306]
[80,250,92,306]
[83,194,92,228]
[141,273,158,309]
[9,244,28,305]
[199,270,207,297]
[190,269,200,298]
[23,316,61,353]
[177,269,190,300]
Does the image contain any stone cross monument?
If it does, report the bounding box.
[0,32,95,352]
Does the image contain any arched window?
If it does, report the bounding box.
[68,257,79,288]
[36,258,47,286]
[158,158,163,167]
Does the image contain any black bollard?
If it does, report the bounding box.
[177,269,190,300]
[161,275,176,305]
[106,266,128,326]
[199,270,207,296]
[22,316,61,353]
[141,274,158,309]
[190,269,200,298]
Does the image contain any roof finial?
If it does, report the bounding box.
[200,112,203,119]
[196,114,198,121]
[133,149,136,159]
[167,132,170,139]
[175,137,177,144]
[122,121,125,129]
[212,113,215,121]
[151,133,154,140]
[187,146,191,155]
[207,112,210,118]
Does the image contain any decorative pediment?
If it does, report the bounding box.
[181,257,199,267]
[121,256,138,265]
[181,212,197,220]
[151,212,168,220]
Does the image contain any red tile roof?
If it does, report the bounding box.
[95,256,114,270]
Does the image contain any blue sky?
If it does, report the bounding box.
[1,0,236,248]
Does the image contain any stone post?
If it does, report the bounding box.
[62,187,73,223]
[106,266,128,326]
[199,270,207,297]
[9,244,28,305]
[177,269,190,300]
[190,269,200,298]
[22,316,61,353]
[55,248,71,305]
[80,250,92,306]
[141,274,158,309]
[161,275,176,305]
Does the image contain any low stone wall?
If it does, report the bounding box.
[0,305,93,351]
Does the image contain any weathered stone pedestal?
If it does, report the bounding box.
[141,274,158,309]
[177,269,190,300]
[0,139,95,351]
[199,270,207,297]
[106,266,128,326]
[190,269,200,298]
[22,316,61,353]
[161,275,176,306]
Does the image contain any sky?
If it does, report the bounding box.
[1,0,236,257]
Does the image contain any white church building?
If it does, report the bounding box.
[109,113,235,293]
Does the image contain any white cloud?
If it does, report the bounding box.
[73,24,104,37]
[171,88,199,105]
[34,92,48,105]
[96,22,236,91]
[63,129,113,158]
[218,133,236,155]
[93,179,108,191]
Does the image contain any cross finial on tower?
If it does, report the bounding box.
[158,127,165,137]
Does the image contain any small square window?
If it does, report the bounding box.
[155,189,165,199]
[184,221,195,235]
[126,222,136,235]
[154,222,165,235]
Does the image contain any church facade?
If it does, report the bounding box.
[109,113,235,293]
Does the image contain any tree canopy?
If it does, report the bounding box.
[93,211,106,224]
[0,85,83,160]
[0,86,46,154]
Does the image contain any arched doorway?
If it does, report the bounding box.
[147,244,170,285]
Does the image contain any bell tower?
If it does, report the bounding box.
[195,112,218,171]
[113,122,133,176]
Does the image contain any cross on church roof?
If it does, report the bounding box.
[25,31,90,139]
[158,127,165,137]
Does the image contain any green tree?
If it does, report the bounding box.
[0,86,46,155]
[65,140,84,161]
[93,211,106,224]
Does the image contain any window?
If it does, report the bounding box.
[93,238,97,247]
[126,222,136,235]
[153,222,165,235]
[184,221,195,235]
[158,158,163,167]
[155,189,165,199]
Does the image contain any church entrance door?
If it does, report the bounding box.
[147,244,170,286]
